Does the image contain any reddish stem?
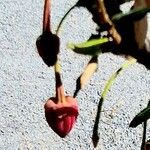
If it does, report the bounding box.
[43,0,51,33]
[55,63,66,104]
[96,0,121,44]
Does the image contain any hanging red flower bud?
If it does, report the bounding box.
[36,0,59,67]
[44,94,78,138]
[44,67,79,137]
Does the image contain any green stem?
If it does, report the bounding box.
[92,58,136,147]
[56,5,76,35]
[54,5,76,102]
[54,61,61,74]
[102,58,137,99]
[102,70,119,99]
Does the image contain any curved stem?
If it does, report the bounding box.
[43,0,51,33]
[102,57,137,99]
[92,57,136,147]
[56,5,76,35]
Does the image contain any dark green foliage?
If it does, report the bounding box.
[112,8,150,22]
[130,105,150,128]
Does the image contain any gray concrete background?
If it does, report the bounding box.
[0,0,150,149]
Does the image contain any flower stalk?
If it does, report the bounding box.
[54,62,66,104]
[43,0,51,33]
[96,0,121,44]
[102,57,137,99]
[92,57,137,147]
[44,60,78,138]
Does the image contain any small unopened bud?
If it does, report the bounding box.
[36,32,59,66]
[36,0,60,66]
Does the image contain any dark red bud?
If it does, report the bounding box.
[36,0,60,67]
[44,96,78,138]
[36,32,60,67]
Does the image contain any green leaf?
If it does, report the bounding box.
[129,106,150,128]
[68,37,109,55]
[112,7,150,22]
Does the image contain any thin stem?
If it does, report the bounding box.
[92,57,137,147]
[43,0,51,33]
[102,57,137,99]
[54,62,66,103]
[56,5,76,35]
[101,70,119,99]
[141,122,147,150]
[54,5,76,101]
[141,100,150,150]
[97,0,112,25]
[96,0,121,44]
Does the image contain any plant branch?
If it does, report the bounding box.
[56,5,76,35]
[102,57,137,99]
[54,62,66,103]
[92,57,137,147]
[96,0,121,44]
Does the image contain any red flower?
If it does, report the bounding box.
[44,84,79,138]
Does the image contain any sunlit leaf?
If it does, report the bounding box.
[68,38,109,55]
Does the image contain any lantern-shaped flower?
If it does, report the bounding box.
[44,66,79,137]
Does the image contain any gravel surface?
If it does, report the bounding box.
[0,0,150,149]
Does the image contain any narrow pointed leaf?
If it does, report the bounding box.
[68,38,109,55]
[92,57,136,148]
[102,57,137,99]
[129,106,150,128]
[112,8,150,22]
